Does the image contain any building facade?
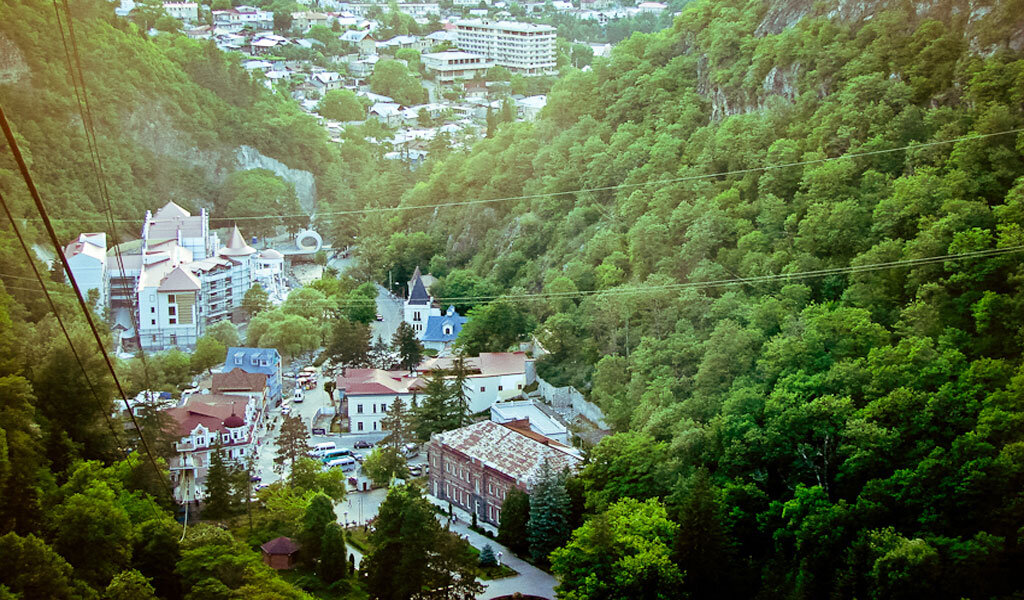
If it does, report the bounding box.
[63,232,107,307]
[426,420,581,525]
[422,51,494,84]
[68,203,265,352]
[166,393,262,503]
[454,19,556,75]
[163,1,198,21]
[225,347,283,402]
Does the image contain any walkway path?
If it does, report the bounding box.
[427,496,557,600]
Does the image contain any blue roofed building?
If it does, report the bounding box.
[422,305,468,352]
[224,347,282,402]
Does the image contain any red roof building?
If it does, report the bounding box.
[426,420,581,526]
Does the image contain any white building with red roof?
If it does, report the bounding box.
[426,419,581,526]
[336,352,530,433]
[166,392,263,502]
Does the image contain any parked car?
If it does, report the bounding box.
[354,440,373,449]
[284,371,296,379]
[402,443,419,458]
[408,465,422,477]
[375,313,383,321]
[352,452,365,463]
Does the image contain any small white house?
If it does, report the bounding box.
[63,232,107,307]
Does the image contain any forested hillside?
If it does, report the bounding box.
[361,0,1024,596]
[0,0,409,243]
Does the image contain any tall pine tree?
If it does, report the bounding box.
[380,396,412,450]
[391,322,423,374]
[203,443,235,519]
[527,459,570,566]
[447,353,472,428]
[320,522,348,583]
[413,368,454,441]
[275,414,310,484]
[497,486,530,555]
[301,493,336,563]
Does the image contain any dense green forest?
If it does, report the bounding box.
[359,0,1024,597]
[0,0,411,243]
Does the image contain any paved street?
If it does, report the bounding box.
[370,283,404,344]
[428,496,557,600]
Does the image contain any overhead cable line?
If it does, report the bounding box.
[31,127,1024,224]
[246,245,1024,309]
[54,0,161,415]
[0,106,175,502]
[0,189,132,462]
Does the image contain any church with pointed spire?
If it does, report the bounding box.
[404,267,468,352]
[66,202,277,351]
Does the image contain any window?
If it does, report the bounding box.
[168,306,176,316]
[382,403,388,412]
[443,326,452,335]
[151,319,156,325]
[357,404,363,414]
[372,403,376,413]
[413,311,421,322]
[357,421,364,431]
[480,386,486,392]
[498,385,503,391]
[169,318,176,325]
[150,307,155,313]
[373,421,378,430]
[170,334,177,345]
[517,384,522,390]
[168,294,175,302]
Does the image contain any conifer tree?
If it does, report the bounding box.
[380,396,412,450]
[479,544,496,567]
[413,368,454,440]
[203,444,234,519]
[320,522,348,583]
[275,414,310,483]
[369,335,394,369]
[527,459,570,566]
[447,353,472,427]
[301,493,336,562]
[391,322,423,373]
[497,487,530,555]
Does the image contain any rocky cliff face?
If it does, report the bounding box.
[235,145,317,215]
[699,0,1022,121]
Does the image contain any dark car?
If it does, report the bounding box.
[354,440,373,449]
[375,313,384,321]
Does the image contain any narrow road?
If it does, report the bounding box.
[371,284,403,344]
[427,495,557,600]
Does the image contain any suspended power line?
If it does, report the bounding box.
[32,127,1024,224]
[245,245,1024,309]
[0,105,175,502]
[0,189,132,462]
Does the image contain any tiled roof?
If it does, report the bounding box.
[165,394,249,437]
[219,225,255,257]
[261,536,300,555]
[419,352,527,377]
[336,369,424,396]
[64,232,106,262]
[433,420,581,486]
[158,265,201,292]
[212,368,268,393]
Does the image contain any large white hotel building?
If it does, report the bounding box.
[454,19,556,76]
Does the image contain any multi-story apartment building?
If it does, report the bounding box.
[163,1,198,21]
[454,19,556,76]
[67,202,281,352]
[427,420,581,525]
[422,51,494,84]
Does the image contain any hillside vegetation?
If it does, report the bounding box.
[0,0,410,243]
[359,0,1024,596]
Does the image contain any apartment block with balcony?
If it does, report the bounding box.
[422,51,494,84]
[454,19,556,76]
